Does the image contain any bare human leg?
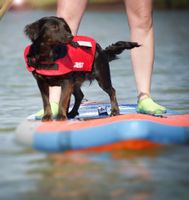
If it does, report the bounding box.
[124,0,166,115]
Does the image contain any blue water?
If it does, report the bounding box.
[0,9,189,200]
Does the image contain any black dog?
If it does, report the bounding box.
[24,16,140,121]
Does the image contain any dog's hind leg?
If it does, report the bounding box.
[94,51,120,116]
[67,84,84,118]
[98,82,120,116]
[57,79,73,121]
[103,86,120,116]
[36,78,52,121]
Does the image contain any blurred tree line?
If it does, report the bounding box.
[1,0,189,9]
[153,0,189,9]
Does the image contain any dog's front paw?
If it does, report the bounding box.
[56,114,67,121]
[42,115,52,122]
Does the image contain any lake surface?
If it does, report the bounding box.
[0,9,189,200]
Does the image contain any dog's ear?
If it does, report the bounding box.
[24,22,40,42]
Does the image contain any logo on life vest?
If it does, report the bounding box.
[73,62,84,69]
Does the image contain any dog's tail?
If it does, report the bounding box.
[103,41,141,62]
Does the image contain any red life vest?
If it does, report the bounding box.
[24,36,96,76]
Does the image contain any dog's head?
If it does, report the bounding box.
[24,16,73,46]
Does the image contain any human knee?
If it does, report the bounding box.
[57,1,76,23]
[128,7,153,33]
[57,0,87,34]
[137,11,153,31]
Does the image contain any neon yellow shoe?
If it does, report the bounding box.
[137,97,166,115]
[35,101,59,119]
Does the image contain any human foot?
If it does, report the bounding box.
[137,97,166,115]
